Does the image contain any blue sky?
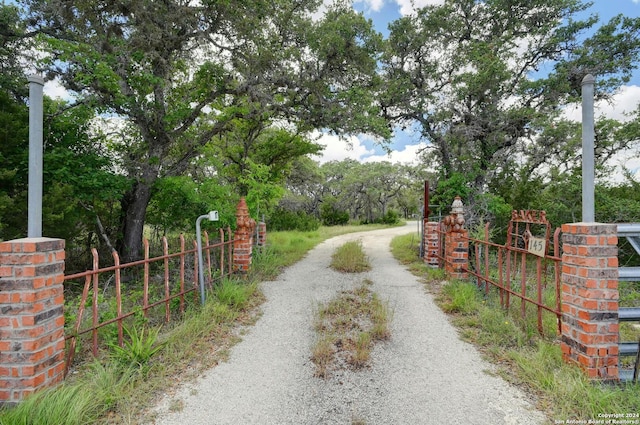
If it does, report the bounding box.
[317,0,640,165]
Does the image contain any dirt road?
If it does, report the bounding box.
[153,223,545,424]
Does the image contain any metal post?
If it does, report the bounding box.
[581,74,595,223]
[196,214,208,305]
[195,211,219,305]
[28,75,44,238]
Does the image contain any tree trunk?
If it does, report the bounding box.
[118,179,154,263]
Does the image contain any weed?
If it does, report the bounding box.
[331,241,372,273]
[168,399,184,412]
[212,279,257,310]
[0,385,98,425]
[0,361,135,425]
[109,325,166,370]
[439,280,481,315]
[425,267,447,281]
[350,332,372,368]
[311,281,391,377]
[312,335,336,378]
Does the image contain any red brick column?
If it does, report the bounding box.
[443,196,468,279]
[257,221,266,247]
[445,229,469,279]
[424,221,440,267]
[561,223,619,380]
[233,198,256,273]
[0,238,66,405]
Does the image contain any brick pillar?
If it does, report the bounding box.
[233,198,256,273]
[0,238,66,405]
[445,229,469,279]
[257,221,266,247]
[424,221,440,267]
[443,196,468,279]
[561,223,619,380]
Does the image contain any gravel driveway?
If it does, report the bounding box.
[152,222,546,424]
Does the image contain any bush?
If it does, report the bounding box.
[267,207,320,231]
[321,205,349,226]
[380,210,399,225]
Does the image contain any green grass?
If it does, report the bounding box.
[0,362,136,425]
[390,232,640,422]
[330,240,371,273]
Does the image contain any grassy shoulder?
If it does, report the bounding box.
[0,223,399,425]
[390,232,640,423]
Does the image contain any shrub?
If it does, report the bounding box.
[321,206,349,226]
[380,210,399,225]
[268,207,320,231]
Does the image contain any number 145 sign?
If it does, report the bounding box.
[527,236,546,257]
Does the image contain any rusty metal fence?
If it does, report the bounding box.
[438,210,563,336]
[63,229,234,373]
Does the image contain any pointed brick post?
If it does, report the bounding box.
[0,238,66,405]
[561,223,619,380]
[443,196,468,279]
[233,198,256,273]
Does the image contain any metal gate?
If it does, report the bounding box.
[617,224,640,382]
[446,210,563,336]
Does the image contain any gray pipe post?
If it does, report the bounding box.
[28,75,45,238]
[195,214,208,306]
[581,74,596,223]
[195,211,219,305]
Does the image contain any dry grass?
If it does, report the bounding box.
[311,281,391,378]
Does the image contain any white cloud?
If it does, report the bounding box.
[312,130,426,165]
[395,0,445,16]
[354,0,385,12]
[311,132,377,163]
[362,142,426,164]
[563,85,640,122]
[43,79,73,101]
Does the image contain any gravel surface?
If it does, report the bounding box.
[152,222,546,425]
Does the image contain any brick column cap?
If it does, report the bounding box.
[561,222,617,231]
[0,238,64,253]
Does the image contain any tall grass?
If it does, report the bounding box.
[0,362,135,425]
[330,240,371,273]
[390,232,640,421]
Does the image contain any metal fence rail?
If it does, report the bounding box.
[463,223,562,336]
[617,223,640,281]
[63,229,234,373]
[617,223,640,382]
